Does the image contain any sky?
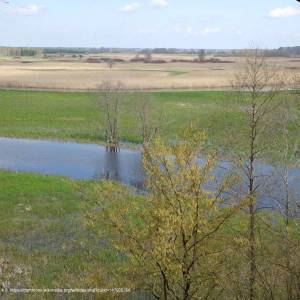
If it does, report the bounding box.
[0,0,299,49]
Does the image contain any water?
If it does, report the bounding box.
[0,137,144,189]
[0,137,300,210]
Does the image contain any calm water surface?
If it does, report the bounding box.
[1,137,300,210]
[0,137,144,188]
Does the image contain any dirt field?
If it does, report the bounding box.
[0,54,299,90]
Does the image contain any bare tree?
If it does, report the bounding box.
[107,58,115,70]
[144,50,152,61]
[135,94,164,146]
[231,48,281,300]
[267,74,300,299]
[99,81,125,152]
[198,49,206,62]
[272,76,300,219]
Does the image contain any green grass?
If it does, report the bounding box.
[167,69,188,76]
[0,171,128,292]
[0,89,298,157]
[0,170,297,296]
[127,68,188,76]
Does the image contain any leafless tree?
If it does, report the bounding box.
[107,59,115,70]
[198,49,206,62]
[99,81,125,152]
[231,48,282,300]
[267,74,300,299]
[144,50,152,61]
[135,94,165,146]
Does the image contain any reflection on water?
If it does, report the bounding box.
[0,137,300,210]
[0,137,144,189]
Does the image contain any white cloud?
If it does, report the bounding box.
[120,2,140,12]
[269,7,300,18]
[199,27,221,35]
[151,0,168,8]
[14,4,42,16]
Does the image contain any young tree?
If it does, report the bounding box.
[95,126,239,299]
[272,84,299,223]
[231,48,281,299]
[99,81,124,152]
[266,74,300,299]
[135,94,164,146]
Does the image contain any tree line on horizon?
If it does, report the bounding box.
[0,46,299,57]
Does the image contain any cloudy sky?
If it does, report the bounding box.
[0,0,299,48]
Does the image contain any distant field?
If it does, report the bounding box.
[0,89,298,158]
[0,53,299,90]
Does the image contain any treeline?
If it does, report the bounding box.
[273,46,300,57]
[213,47,300,57]
[0,47,43,57]
[43,47,94,54]
[43,47,136,54]
[41,46,300,57]
[1,46,299,57]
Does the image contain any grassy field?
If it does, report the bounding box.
[0,169,221,296]
[0,55,299,90]
[0,89,298,158]
[0,170,134,296]
[0,170,291,298]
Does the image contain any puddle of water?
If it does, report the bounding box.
[0,137,299,211]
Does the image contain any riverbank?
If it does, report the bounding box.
[0,89,298,160]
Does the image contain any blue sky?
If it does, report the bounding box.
[0,0,299,48]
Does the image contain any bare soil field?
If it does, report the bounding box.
[0,54,299,90]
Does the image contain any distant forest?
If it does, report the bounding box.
[41,46,300,57]
[0,46,299,57]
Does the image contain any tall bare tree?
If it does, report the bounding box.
[135,94,165,146]
[267,74,300,299]
[231,48,281,300]
[99,81,125,152]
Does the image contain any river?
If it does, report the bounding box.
[0,137,299,211]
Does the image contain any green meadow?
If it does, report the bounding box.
[0,89,298,158]
[0,171,132,293]
[0,170,292,296]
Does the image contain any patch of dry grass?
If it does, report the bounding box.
[0,55,299,90]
